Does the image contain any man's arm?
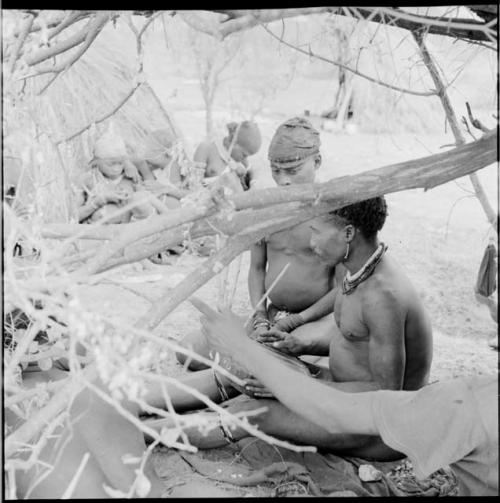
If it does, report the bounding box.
[297,288,337,323]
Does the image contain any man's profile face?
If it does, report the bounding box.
[309,216,347,265]
[270,156,318,186]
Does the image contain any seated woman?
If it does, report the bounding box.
[77,129,176,224]
[193,120,262,193]
[142,197,433,461]
[4,308,166,499]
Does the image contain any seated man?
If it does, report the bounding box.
[198,302,497,496]
[176,117,337,371]
[146,197,433,461]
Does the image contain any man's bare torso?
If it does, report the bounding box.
[329,255,432,390]
[265,221,334,312]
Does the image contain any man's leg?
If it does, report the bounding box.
[175,330,211,371]
[142,368,239,412]
[150,394,402,461]
[175,314,251,371]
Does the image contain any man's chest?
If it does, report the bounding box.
[267,223,314,255]
[334,292,369,341]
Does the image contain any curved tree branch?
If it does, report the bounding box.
[205,7,497,44]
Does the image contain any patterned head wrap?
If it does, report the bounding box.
[268,117,320,168]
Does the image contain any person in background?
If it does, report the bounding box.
[192,120,262,193]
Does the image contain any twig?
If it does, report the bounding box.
[61,452,90,499]
[244,262,290,328]
[466,102,491,133]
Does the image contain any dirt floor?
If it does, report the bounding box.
[75,130,498,497]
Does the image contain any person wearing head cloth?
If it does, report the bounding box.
[192,120,262,193]
[176,117,336,372]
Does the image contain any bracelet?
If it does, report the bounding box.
[253,316,270,330]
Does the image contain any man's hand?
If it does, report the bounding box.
[249,326,269,341]
[257,329,306,356]
[272,313,304,333]
[191,298,248,362]
[243,377,274,399]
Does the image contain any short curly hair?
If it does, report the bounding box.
[330,196,388,239]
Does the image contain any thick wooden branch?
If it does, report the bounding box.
[207,7,496,43]
[48,129,496,278]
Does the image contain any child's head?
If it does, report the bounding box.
[93,129,129,180]
[268,117,321,186]
[224,121,262,167]
[91,158,125,179]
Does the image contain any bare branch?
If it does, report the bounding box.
[48,11,92,39]
[208,7,497,43]
[260,24,436,97]
[35,12,111,95]
[413,30,498,231]
[25,16,97,67]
